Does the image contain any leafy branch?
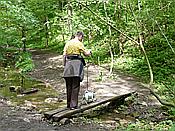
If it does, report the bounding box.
[154,20,175,54]
[128,2,175,108]
[78,2,140,45]
[78,1,175,107]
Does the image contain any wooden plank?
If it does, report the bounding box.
[21,88,39,94]
[44,107,69,119]
[51,91,134,121]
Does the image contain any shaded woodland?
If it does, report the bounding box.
[0,0,175,130]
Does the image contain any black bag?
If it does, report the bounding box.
[66,55,86,66]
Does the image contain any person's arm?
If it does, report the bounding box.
[79,42,91,56]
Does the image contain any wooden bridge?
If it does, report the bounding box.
[44,91,135,122]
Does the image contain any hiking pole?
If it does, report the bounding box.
[87,57,89,91]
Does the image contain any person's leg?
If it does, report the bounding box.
[65,77,73,108]
[70,77,80,108]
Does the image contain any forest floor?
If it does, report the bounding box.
[0,49,170,131]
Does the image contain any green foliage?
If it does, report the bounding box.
[169,124,175,131]
[114,56,150,81]
[0,0,38,49]
[117,120,174,131]
[0,0,175,123]
[15,52,34,73]
[169,107,175,116]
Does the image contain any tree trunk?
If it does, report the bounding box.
[21,26,26,52]
[113,0,117,19]
[127,3,174,108]
[5,4,9,47]
[61,1,65,43]
[44,16,49,48]
[119,34,125,55]
[104,2,114,75]
[117,0,121,19]
[124,0,128,22]
[67,0,73,34]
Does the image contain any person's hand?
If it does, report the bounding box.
[87,50,92,55]
[84,50,91,56]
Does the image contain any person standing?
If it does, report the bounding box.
[63,31,91,109]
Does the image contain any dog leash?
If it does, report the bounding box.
[80,56,97,107]
[86,57,89,91]
[86,54,100,89]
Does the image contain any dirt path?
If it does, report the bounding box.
[28,49,167,119]
[28,49,169,121]
[29,49,139,99]
[0,100,56,131]
[0,49,168,131]
[0,99,110,131]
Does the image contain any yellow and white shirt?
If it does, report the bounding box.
[63,39,85,55]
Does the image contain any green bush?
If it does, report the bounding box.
[15,52,34,73]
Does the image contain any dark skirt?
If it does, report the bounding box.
[63,59,84,82]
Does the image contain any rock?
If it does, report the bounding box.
[17,94,25,97]
[44,98,59,103]
[23,118,30,123]
[59,118,72,125]
[30,114,43,121]
[9,86,16,92]
[115,122,120,128]
[6,100,12,106]
[23,100,36,110]
[104,120,116,126]
[15,86,23,93]
[141,101,148,106]
[0,84,4,88]
[119,119,128,126]
[45,82,52,88]
[9,86,23,93]
[114,109,120,114]
[114,117,120,122]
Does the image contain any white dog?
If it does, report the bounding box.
[81,90,96,105]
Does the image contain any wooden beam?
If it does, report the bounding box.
[46,91,135,122]
[44,108,69,119]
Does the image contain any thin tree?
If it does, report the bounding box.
[103,1,114,76]
[129,2,174,107]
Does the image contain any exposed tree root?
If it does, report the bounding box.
[141,83,175,108]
